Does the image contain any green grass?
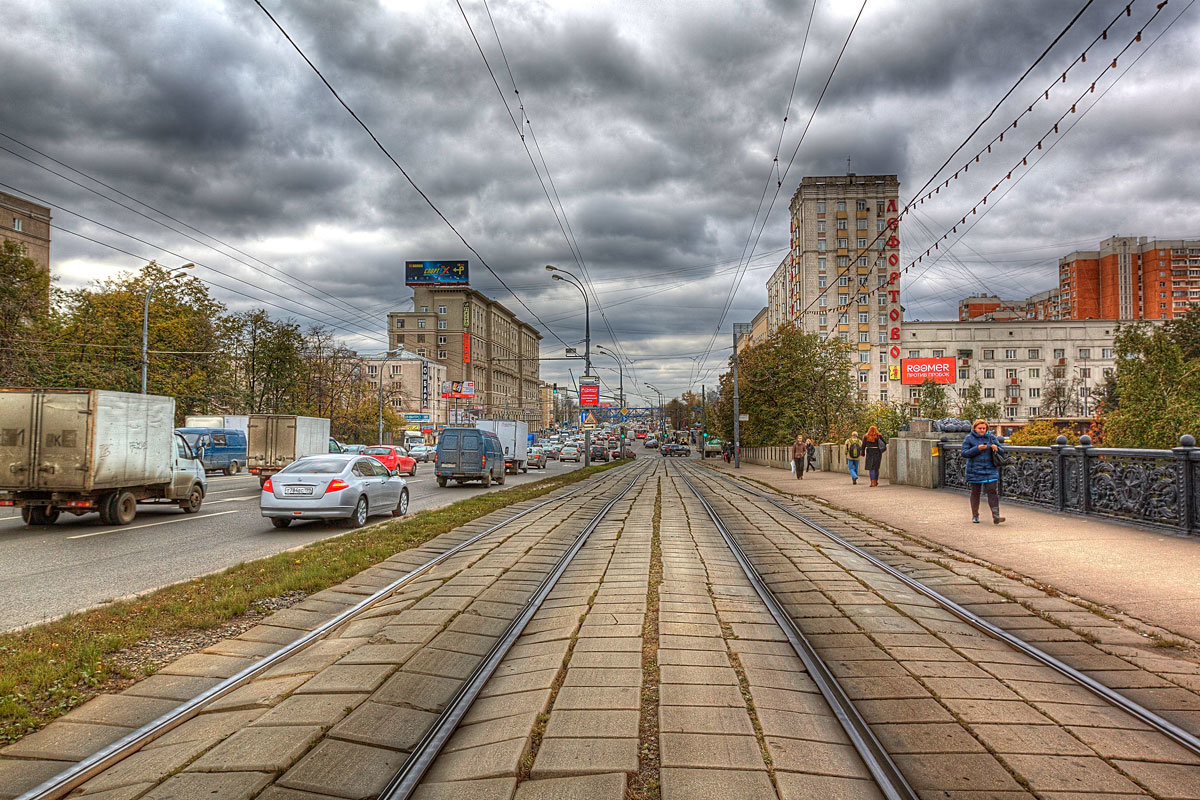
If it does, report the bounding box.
[0,460,626,743]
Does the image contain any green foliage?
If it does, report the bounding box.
[0,240,51,386]
[1006,418,1080,446]
[958,381,1001,422]
[1102,311,1200,448]
[712,324,858,445]
[855,400,911,439]
[916,379,951,420]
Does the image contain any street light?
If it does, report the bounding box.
[376,350,400,444]
[645,382,664,436]
[594,345,625,409]
[548,265,593,466]
[141,263,193,394]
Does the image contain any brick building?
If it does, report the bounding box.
[360,351,448,432]
[1059,236,1200,320]
[0,190,51,274]
[958,288,1062,321]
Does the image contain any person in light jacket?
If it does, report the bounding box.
[863,426,887,486]
[961,419,1006,525]
[844,432,863,484]
[791,434,806,480]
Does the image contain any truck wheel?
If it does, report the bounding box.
[21,507,57,525]
[270,518,292,529]
[98,493,117,525]
[113,491,138,525]
[181,486,203,513]
[226,461,240,476]
[496,470,505,485]
[347,496,369,528]
[482,471,491,488]
[437,476,447,488]
[392,488,409,517]
[522,465,528,474]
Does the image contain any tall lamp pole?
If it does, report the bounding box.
[142,263,193,394]
[645,383,663,436]
[595,346,625,409]
[732,323,752,468]
[376,350,399,444]
[547,265,592,467]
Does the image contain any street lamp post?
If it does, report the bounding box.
[377,350,399,445]
[645,383,663,437]
[595,346,625,409]
[141,263,194,394]
[547,265,592,467]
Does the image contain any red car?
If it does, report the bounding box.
[363,446,418,476]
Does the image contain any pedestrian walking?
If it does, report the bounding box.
[961,419,1006,524]
[844,432,863,484]
[863,425,887,486]
[790,434,805,480]
[722,441,732,463]
[804,438,817,473]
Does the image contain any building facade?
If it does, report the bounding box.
[1059,236,1200,320]
[737,307,769,354]
[765,255,791,335]
[898,319,1138,423]
[958,288,1062,321]
[387,286,541,424]
[360,351,448,432]
[784,174,902,402]
[0,190,51,274]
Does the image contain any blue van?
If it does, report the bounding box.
[176,428,249,475]
[434,427,505,487]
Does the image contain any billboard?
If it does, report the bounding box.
[405,260,469,287]
[579,385,600,407]
[900,357,956,385]
[441,380,476,399]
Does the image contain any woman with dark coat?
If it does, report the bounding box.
[862,425,887,486]
[961,419,1006,524]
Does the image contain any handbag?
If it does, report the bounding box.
[990,448,1013,468]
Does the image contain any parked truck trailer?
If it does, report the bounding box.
[246,414,331,485]
[0,389,207,526]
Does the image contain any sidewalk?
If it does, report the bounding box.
[708,458,1200,643]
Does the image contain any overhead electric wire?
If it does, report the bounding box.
[252,0,572,351]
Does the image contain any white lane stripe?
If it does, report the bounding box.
[205,495,259,504]
[67,510,240,540]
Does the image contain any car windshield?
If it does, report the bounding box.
[364,447,392,455]
[182,433,202,449]
[281,457,347,474]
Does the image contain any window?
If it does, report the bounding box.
[879,352,887,364]
[959,368,969,379]
[1053,348,1065,359]
[417,334,426,343]
[1101,347,1114,358]
[1079,367,1091,378]
[856,199,868,211]
[1005,406,1018,419]
[438,350,448,359]
[1080,386,1091,397]
[11,218,21,232]
[984,388,995,398]
[859,332,869,343]
[1028,348,1039,359]
[859,351,870,362]
[367,365,378,376]
[437,320,447,329]
[1029,406,1040,417]
[839,332,848,342]
[837,256,850,267]
[880,390,888,402]
[1079,348,1091,359]
[983,369,995,379]
[818,276,827,288]
[838,312,849,324]
[817,220,826,233]
[857,217,867,230]
[910,389,920,399]
[1005,349,1017,359]
[417,319,426,329]
[837,200,846,211]
[437,305,447,314]
[859,312,869,324]
[817,200,826,213]
[1028,368,1040,378]
[878,296,887,306]
[858,256,868,266]
[878,313,887,325]
[817,257,826,270]
[877,219,886,232]
[818,239,826,251]
[908,350,920,358]
[395,334,405,344]
[1103,367,1113,378]
[438,335,447,344]
[879,331,887,344]
[837,238,848,249]
[420,305,428,312]
[837,218,847,230]
[818,313,827,326]
[1006,368,1017,379]
[1029,388,1040,398]
[857,238,867,249]
[839,276,850,286]
[418,348,427,357]
[819,296,827,308]
[932,349,944,358]
[838,293,849,305]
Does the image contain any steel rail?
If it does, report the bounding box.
[691,462,1200,758]
[18,465,639,800]
[379,462,652,799]
[671,462,918,800]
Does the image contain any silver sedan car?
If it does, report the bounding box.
[260,454,409,529]
[527,447,548,469]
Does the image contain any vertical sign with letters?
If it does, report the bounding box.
[462,332,471,364]
[421,360,429,410]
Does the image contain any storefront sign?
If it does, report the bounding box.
[900,357,956,385]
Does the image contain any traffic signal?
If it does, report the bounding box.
[702,432,708,438]
[552,383,558,394]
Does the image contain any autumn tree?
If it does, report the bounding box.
[0,240,51,386]
[958,381,1001,422]
[916,379,951,419]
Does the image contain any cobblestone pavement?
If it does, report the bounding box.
[7,460,1200,799]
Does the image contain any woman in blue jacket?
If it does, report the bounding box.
[961,419,1006,525]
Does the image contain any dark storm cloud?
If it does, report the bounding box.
[2,0,1197,397]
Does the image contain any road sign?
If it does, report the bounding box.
[579,385,600,406]
[738,414,749,422]
[403,413,431,422]
[580,410,599,429]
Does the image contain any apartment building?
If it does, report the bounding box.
[0,190,51,274]
[958,288,1062,321]
[765,255,791,335]
[1059,236,1200,320]
[387,286,541,424]
[737,307,769,354]
[898,319,1138,422]
[784,173,903,402]
[360,351,448,430]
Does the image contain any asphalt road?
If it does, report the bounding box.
[0,456,603,632]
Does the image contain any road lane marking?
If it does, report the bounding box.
[205,495,259,504]
[67,510,240,540]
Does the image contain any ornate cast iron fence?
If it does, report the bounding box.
[940,434,1199,534]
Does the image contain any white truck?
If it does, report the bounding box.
[474,420,529,474]
[246,414,331,485]
[184,414,249,433]
[0,389,207,526]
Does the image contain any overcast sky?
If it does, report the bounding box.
[3,0,1198,403]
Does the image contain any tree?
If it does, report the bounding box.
[0,240,51,386]
[1006,418,1080,446]
[958,381,1001,422]
[1102,311,1200,448]
[854,400,911,439]
[1041,366,1080,418]
[916,379,951,419]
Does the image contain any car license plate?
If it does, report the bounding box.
[283,486,313,496]
[440,462,455,468]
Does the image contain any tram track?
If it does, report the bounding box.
[17,462,649,800]
[672,459,1200,797]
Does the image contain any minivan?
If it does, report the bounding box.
[176,427,248,475]
[435,427,506,487]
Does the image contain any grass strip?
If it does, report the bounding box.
[627,473,663,800]
[0,461,625,743]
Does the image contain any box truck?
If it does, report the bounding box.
[0,389,207,526]
[184,414,249,433]
[474,420,529,473]
[246,414,331,485]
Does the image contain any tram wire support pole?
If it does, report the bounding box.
[732,322,752,469]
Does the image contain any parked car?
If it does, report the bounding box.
[408,444,436,462]
[560,444,582,462]
[363,445,418,476]
[259,454,408,529]
[589,446,610,462]
[177,427,248,476]
[674,443,691,456]
[527,447,548,469]
[615,447,636,459]
[644,438,658,449]
[435,427,506,487]
[342,444,367,455]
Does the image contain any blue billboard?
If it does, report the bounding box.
[405,260,469,287]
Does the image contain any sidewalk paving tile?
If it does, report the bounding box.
[188,724,323,772]
[660,767,775,800]
[530,737,637,778]
[512,772,625,800]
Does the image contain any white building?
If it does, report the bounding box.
[897,319,1143,422]
[360,351,448,432]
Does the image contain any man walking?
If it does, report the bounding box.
[844,431,862,484]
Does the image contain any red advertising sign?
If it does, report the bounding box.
[900,357,956,385]
[462,331,471,364]
[579,385,600,407]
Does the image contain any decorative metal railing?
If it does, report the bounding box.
[940,434,1200,533]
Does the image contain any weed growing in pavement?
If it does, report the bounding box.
[0,461,626,744]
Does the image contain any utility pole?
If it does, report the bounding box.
[732,323,752,469]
